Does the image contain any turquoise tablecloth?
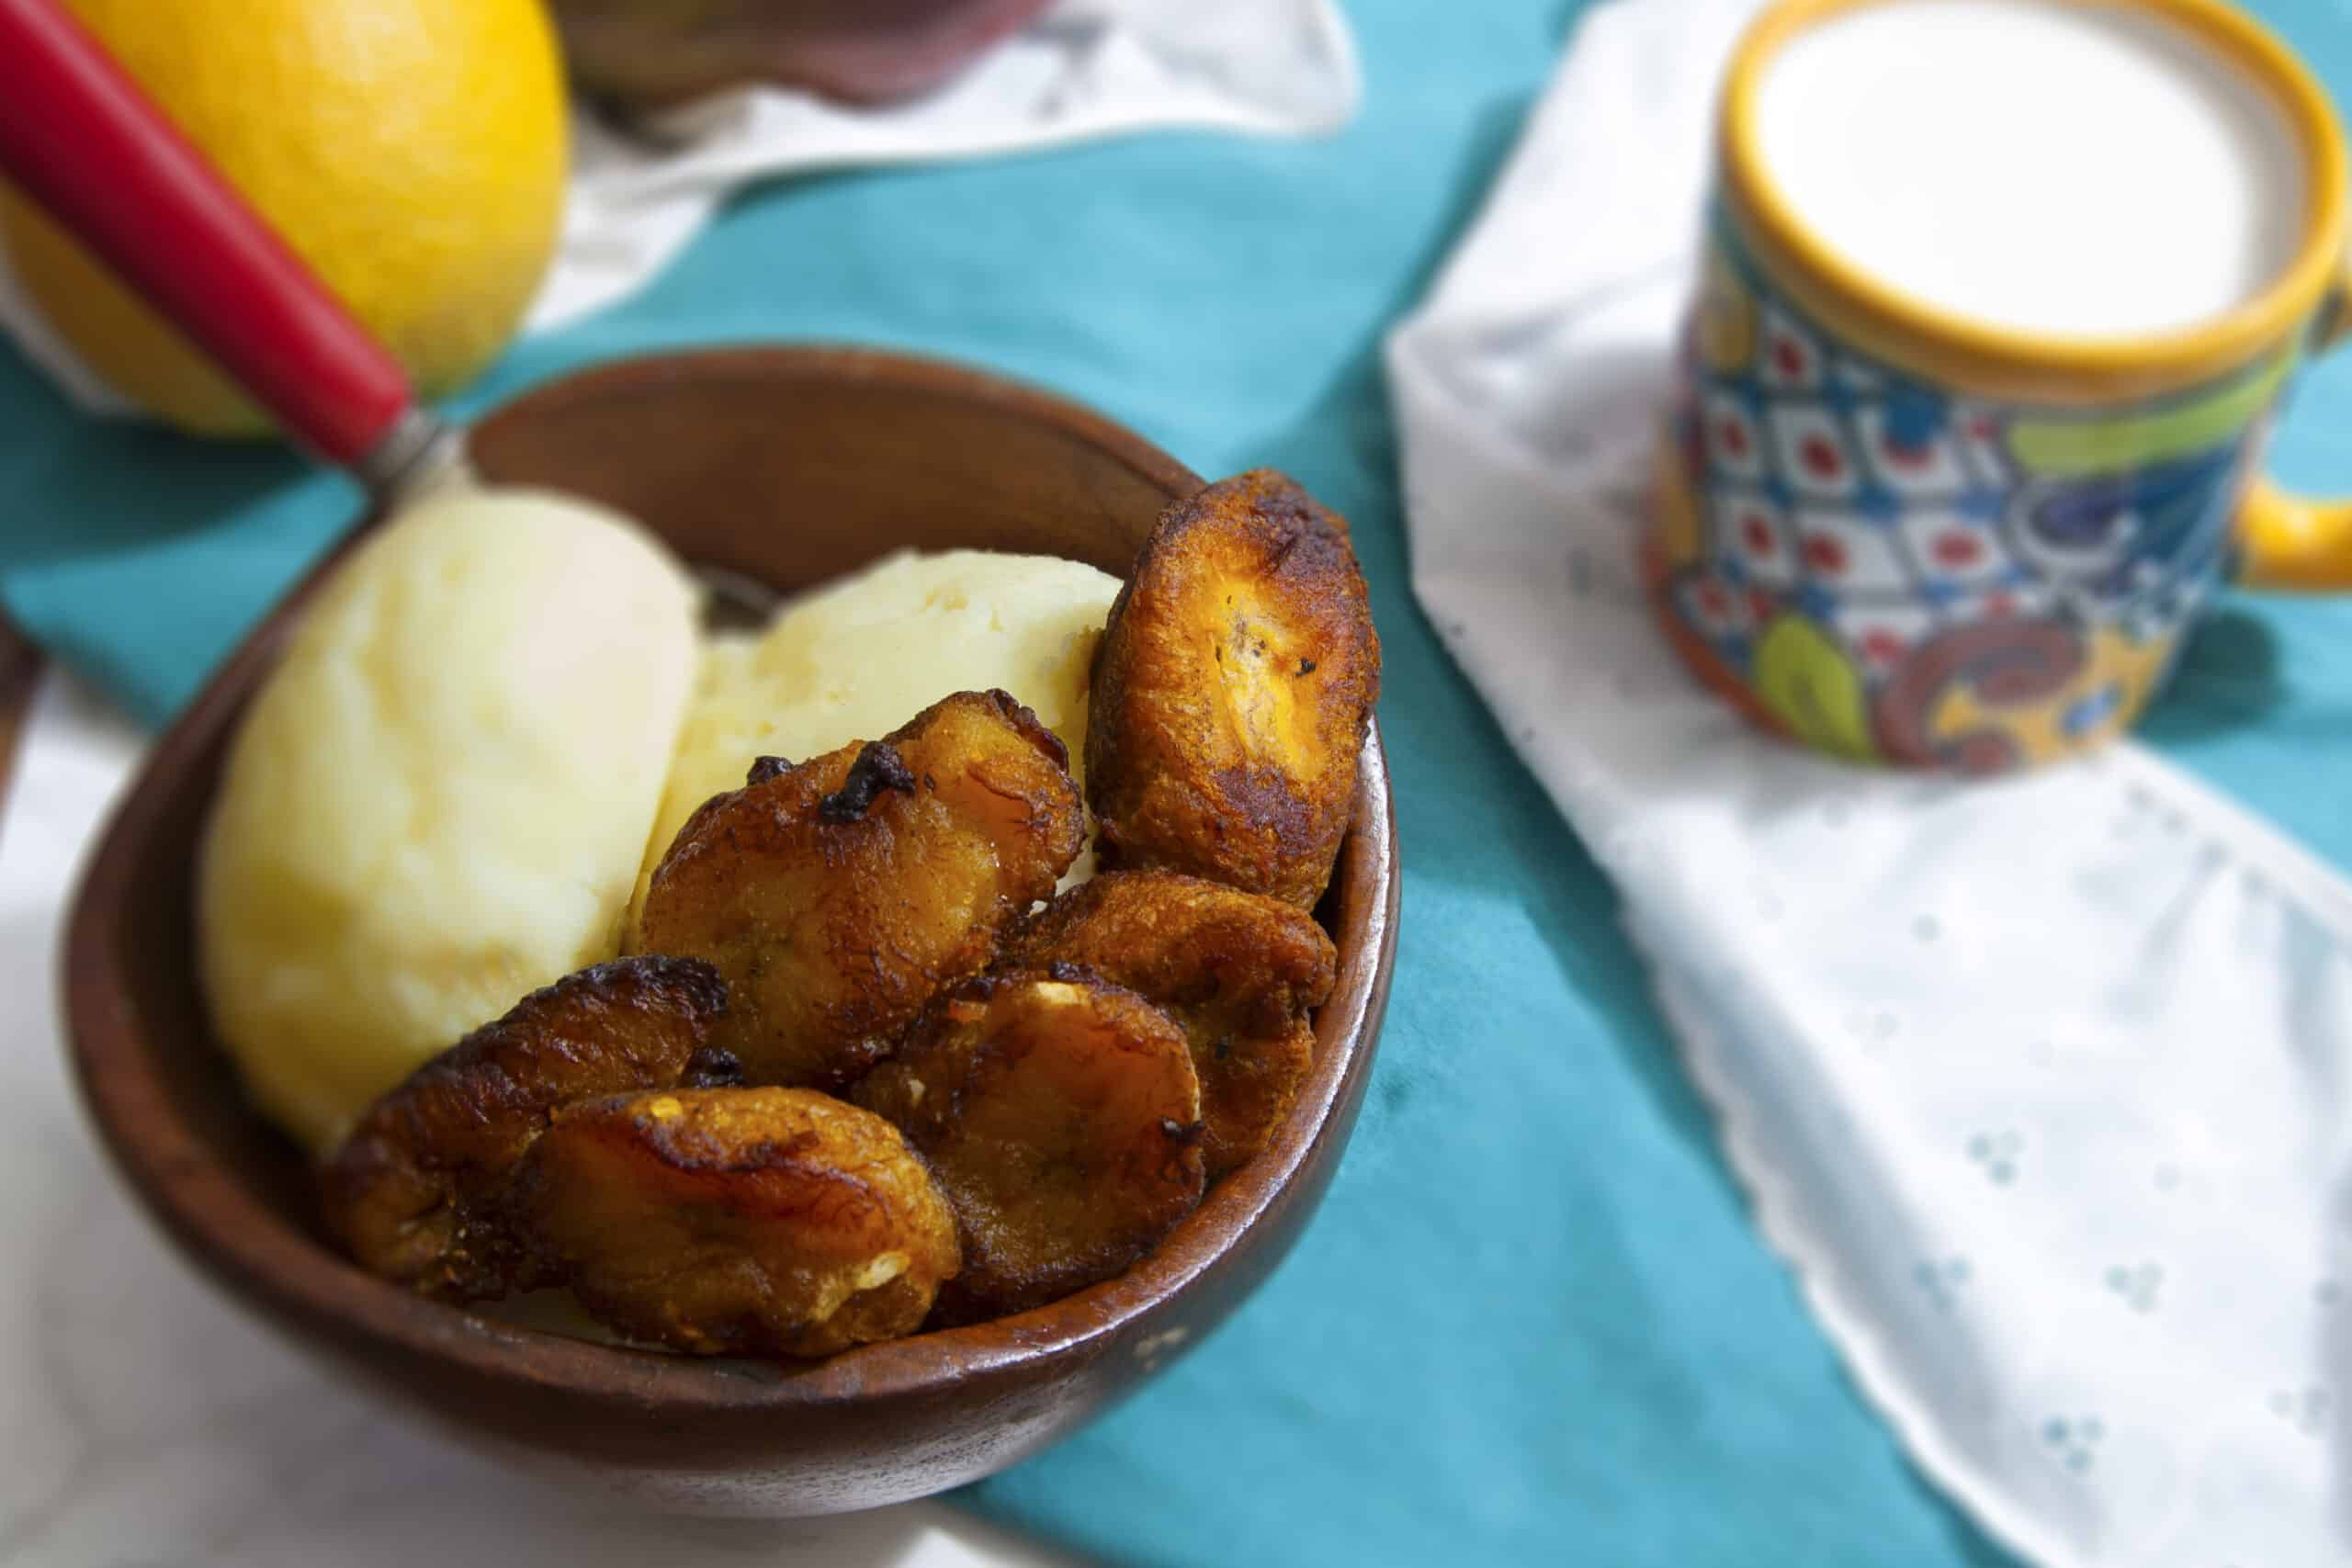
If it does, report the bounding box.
[9,3,2352,1562]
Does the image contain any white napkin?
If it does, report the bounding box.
[1,0,1358,416]
[0,673,1078,1562]
[1386,3,2352,1564]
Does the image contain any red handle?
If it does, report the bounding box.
[0,0,414,465]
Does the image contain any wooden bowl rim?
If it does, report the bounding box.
[61,344,1400,1419]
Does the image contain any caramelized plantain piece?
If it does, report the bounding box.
[321,955,728,1301]
[854,972,1204,1323]
[638,690,1086,1090]
[1086,469,1380,908]
[512,1087,960,1357]
[1008,870,1336,1177]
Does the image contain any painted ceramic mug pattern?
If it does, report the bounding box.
[1648,0,2352,773]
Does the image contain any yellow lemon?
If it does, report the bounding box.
[0,0,568,438]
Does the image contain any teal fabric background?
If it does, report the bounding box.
[6,3,2352,1562]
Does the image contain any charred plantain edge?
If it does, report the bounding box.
[820,741,919,822]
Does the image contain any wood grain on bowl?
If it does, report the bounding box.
[62,347,1398,1517]
[0,609,38,799]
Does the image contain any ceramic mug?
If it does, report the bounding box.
[1647,0,2352,773]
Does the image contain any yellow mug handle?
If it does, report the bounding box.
[2241,265,2352,590]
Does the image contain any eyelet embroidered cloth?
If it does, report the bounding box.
[1388,1,2352,1562]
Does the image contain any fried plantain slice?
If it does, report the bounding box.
[321,955,728,1301]
[1008,871,1336,1177]
[637,689,1087,1090]
[511,1087,960,1357]
[1086,469,1380,908]
[853,971,1204,1324]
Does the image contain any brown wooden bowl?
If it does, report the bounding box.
[60,345,1399,1517]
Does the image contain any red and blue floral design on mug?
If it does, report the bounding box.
[1647,219,2289,773]
[1652,0,2352,773]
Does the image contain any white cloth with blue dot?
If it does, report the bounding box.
[1386,0,2352,1561]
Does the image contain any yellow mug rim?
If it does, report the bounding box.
[1720,0,2350,398]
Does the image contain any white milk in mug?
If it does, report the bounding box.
[1753,0,2307,337]
[1645,0,2352,773]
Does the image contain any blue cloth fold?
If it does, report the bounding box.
[7,2,2352,1562]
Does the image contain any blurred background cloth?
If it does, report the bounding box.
[6,1,2352,1565]
[0,0,1359,419]
[1392,4,2352,1561]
